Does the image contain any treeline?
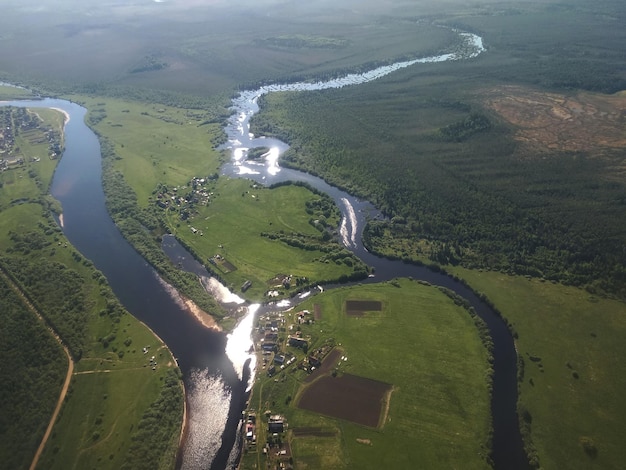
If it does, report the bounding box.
[0,254,88,360]
[453,2,626,94]
[121,369,184,470]
[264,180,369,280]
[0,275,67,470]
[99,137,225,318]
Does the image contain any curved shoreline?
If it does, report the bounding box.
[221,26,529,469]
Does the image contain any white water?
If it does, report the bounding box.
[202,276,245,305]
[225,303,259,391]
[215,26,486,468]
[222,29,485,254]
[339,197,358,248]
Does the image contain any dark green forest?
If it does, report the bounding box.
[0,275,66,470]
[249,2,626,298]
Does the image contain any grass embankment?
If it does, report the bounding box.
[73,97,368,305]
[0,105,183,470]
[243,279,492,469]
[0,84,34,101]
[449,267,626,469]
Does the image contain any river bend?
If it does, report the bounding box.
[2,25,528,470]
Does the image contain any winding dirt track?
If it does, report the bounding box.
[0,267,74,470]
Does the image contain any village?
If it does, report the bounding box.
[0,107,62,172]
[153,174,219,222]
[243,305,340,470]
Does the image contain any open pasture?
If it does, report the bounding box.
[451,267,626,469]
[245,279,491,469]
[169,178,366,300]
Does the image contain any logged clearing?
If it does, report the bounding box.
[483,86,626,155]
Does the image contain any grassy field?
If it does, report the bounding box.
[72,95,225,206]
[166,178,367,300]
[73,95,368,303]
[449,267,626,469]
[2,2,625,468]
[243,279,492,469]
[0,84,34,100]
[0,104,183,470]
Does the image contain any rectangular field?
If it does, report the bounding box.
[297,374,392,428]
[345,300,382,317]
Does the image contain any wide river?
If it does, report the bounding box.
[2,28,529,470]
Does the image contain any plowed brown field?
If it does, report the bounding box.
[297,374,392,428]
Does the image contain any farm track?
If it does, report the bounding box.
[0,266,74,470]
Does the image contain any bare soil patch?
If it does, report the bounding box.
[268,273,289,287]
[483,86,626,156]
[304,348,341,383]
[220,259,237,273]
[297,374,392,428]
[313,303,322,320]
[345,299,382,317]
[292,427,337,438]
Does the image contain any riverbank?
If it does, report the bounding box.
[0,97,185,469]
[241,279,492,469]
[449,267,626,469]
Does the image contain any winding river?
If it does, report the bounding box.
[2,27,529,470]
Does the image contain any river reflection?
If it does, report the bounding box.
[182,371,232,469]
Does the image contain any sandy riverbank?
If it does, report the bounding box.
[182,296,222,331]
[49,106,70,125]
[157,275,222,332]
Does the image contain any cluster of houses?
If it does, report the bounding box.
[0,107,62,171]
[243,409,292,466]
[154,176,216,220]
[0,156,24,171]
[245,411,256,445]
[256,309,331,379]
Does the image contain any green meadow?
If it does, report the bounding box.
[1,1,625,468]
[75,96,368,303]
[166,178,368,300]
[0,85,33,100]
[0,106,183,469]
[450,267,626,469]
[71,95,225,205]
[243,279,492,469]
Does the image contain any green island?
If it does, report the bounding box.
[1,0,626,469]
